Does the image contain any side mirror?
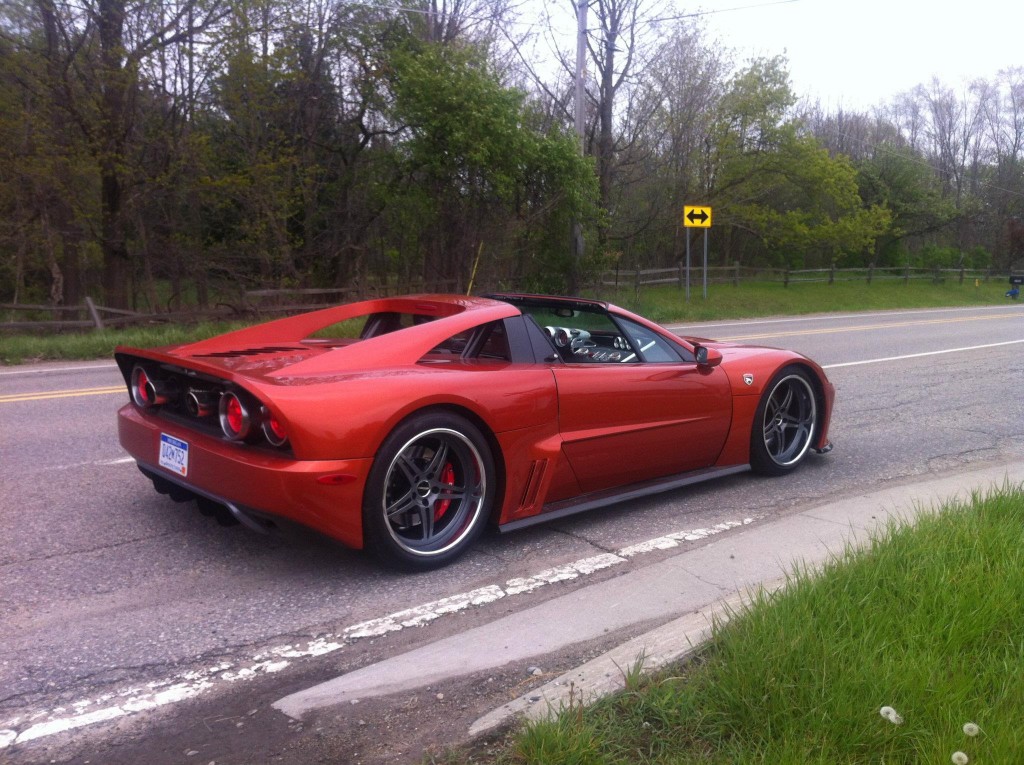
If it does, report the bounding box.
[694,344,723,368]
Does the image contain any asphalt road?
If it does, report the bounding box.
[1,304,1022,761]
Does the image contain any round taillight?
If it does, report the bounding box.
[131,366,153,408]
[261,407,288,447]
[219,392,252,440]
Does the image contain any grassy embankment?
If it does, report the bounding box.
[0,279,1013,365]
[451,484,1024,764]
[601,276,1011,324]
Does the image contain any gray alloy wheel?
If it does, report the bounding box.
[364,413,493,570]
[750,367,819,476]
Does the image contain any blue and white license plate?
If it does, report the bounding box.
[159,433,189,477]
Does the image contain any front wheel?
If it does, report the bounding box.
[363,412,495,571]
[750,366,819,477]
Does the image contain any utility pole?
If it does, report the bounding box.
[569,0,588,294]
[574,0,587,151]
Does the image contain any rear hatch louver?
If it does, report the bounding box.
[193,346,308,358]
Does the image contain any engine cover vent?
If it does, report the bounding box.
[195,346,307,358]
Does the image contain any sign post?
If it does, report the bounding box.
[684,228,691,302]
[683,205,712,301]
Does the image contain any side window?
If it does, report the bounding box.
[524,306,637,363]
[361,311,436,338]
[428,328,473,356]
[425,322,511,361]
[476,322,511,360]
[616,317,684,362]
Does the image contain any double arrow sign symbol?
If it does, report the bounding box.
[683,205,712,228]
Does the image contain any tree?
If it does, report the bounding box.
[854,144,957,265]
[385,42,599,290]
[615,20,727,268]
[8,0,226,308]
[584,0,660,248]
[709,57,890,267]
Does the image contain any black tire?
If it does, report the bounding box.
[363,412,495,571]
[750,365,819,477]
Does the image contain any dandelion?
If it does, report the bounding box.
[951,751,969,765]
[879,706,904,725]
[963,722,980,737]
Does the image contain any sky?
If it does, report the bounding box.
[529,0,1022,111]
[699,0,1023,109]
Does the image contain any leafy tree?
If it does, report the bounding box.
[855,146,956,266]
[710,57,890,267]
[384,42,599,290]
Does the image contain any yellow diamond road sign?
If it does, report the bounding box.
[683,205,712,228]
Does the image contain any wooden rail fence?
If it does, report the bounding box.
[600,263,1001,291]
[1,279,460,332]
[2,269,1011,332]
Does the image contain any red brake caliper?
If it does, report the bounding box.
[434,463,455,521]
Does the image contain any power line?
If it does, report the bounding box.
[334,0,802,34]
[646,0,799,26]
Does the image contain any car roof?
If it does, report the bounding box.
[487,293,611,312]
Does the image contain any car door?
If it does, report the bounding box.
[551,316,732,494]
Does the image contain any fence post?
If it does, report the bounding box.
[733,260,740,287]
[868,263,873,284]
[783,269,790,288]
[959,266,965,285]
[904,264,910,285]
[933,265,941,284]
[829,262,835,285]
[678,261,684,290]
[85,297,105,330]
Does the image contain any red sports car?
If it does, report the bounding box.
[116,294,834,570]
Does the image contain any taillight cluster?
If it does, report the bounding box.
[218,391,252,440]
[130,364,288,448]
[260,406,288,446]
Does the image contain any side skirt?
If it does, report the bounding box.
[498,464,750,533]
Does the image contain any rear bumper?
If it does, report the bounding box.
[118,404,371,549]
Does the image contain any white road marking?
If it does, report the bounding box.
[503,554,624,596]
[38,456,135,473]
[343,586,508,639]
[822,339,1024,369]
[0,518,756,749]
[101,457,136,465]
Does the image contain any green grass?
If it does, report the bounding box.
[594,278,1012,324]
[0,279,1013,365]
[0,321,254,365]
[465,484,1024,764]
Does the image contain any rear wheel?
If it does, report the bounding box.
[750,366,819,476]
[363,412,494,571]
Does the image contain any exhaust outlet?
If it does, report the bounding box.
[186,389,219,417]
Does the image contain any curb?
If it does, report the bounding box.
[468,462,1024,736]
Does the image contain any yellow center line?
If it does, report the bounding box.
[0,386,125,403]
[719,312,1023,342]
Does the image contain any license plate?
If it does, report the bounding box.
[159,433,189,477]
